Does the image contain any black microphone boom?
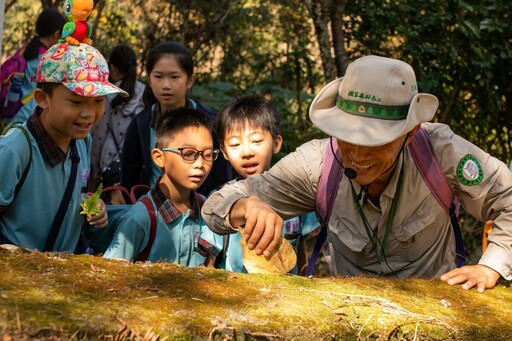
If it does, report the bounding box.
[344,168,357,180]
[329,137,357,180]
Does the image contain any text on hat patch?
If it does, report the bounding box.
[348,91,382,103]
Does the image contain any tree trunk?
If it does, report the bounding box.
[330,0,348,77]
[1,246,511,340]
[90,0,106,42]
[304,0,336,82]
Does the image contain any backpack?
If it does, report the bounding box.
[307,128,465,276]
[86,185,206,262]
[137,192,206,262]
[0,47,27,119]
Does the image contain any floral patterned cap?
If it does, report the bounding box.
[35,42,128,97]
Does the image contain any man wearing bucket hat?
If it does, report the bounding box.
[202,55,512,292]
[0,42,128,253]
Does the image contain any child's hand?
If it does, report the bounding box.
[230,196,283,258]
[87,199,108,228]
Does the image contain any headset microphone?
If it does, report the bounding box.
[329,137,358,180]
[343,167,357,180]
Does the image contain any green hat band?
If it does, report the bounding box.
[337,96,409,120]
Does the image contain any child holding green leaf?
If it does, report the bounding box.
[0,42,127,253]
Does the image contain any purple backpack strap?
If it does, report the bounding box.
[307,138,344,276]
[409,127,465,267]
[409,128,453,214]
[317,138,344,222]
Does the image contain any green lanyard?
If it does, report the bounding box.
[350,162,404,265]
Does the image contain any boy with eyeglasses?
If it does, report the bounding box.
[104,108,222,265]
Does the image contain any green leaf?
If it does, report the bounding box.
[80,184,103,220]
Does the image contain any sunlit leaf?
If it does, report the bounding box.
[80,184,103,219]
[239,228,296,274]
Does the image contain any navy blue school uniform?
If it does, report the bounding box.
[104,184,221,264]
[120,99,233,198]
[0,110,90,251]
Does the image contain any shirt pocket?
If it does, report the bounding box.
[329,214,374,266]
[391,196,449,262]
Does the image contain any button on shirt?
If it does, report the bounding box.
[201,123,512,279]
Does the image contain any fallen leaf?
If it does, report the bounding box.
[239,229,296,274]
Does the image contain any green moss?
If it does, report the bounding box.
[0,246,511,340]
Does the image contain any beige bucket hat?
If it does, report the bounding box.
[309,55,439,146]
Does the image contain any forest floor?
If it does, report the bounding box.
[1,245,511,340]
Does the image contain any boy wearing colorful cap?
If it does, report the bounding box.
[202,55,512,292]
[0,42,127,252]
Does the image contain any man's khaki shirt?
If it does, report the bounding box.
[202,123,512,279]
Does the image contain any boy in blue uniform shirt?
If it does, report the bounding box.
[207,94,320,274]
[0,42,126,252]
[104,108,221,265]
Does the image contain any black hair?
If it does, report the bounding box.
[214,94,281,147]
[24,8,66,61]
[36,82,60,96]
[109,45,138,108]
[155,107,212,148]
[142,41,194,108]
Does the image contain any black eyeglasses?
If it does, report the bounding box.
[161,147,219,162]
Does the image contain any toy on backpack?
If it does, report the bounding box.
[59,0,94,46]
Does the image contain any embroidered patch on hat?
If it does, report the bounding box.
[457,154,483,186]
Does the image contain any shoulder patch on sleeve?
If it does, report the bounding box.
[457,154,483,186]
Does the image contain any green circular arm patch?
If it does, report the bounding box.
[457,154,483,186]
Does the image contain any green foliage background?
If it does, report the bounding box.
[2,0,511,261]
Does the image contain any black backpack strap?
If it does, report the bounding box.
[43,141,79,251]
[136,196,156,262]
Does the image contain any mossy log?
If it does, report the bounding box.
[0,245,511,340]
